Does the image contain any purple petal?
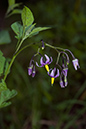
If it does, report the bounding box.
[50,68,56,77]
[72,59,80,70]
[62,68,68,77]
[48,57,53,65]
[36,62,43,67]
[40,56,44,65]
[28,67,32,75]
[44,54,50,63]
[60,81,65,88]
[48,68,59,78]
[54,69,59,78]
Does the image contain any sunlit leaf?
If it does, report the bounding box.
[6,9,22,18]
[29,27,51,37]
[21,6,34,28]
[6,3,21,15]
[11,22,23,39]
[8,0,15,6]
[23,23,36,40]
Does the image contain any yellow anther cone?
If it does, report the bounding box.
[51,77,55,86]
[45,65,49,72]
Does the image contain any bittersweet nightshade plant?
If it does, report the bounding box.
[0,5,80,108]
[0,6,51,108]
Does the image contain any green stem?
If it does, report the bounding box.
[15,42,38,57]
[3,42,39,81]
[3,42,64,81]
[45,43,65,51]
[3,55,16,81]
[56,52,60,64]
[15,39,24,53]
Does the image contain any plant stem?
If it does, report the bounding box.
[3,55,16,81]
[15,39,24,53]
[56,52,60,64]
[45,43,65,51]
[3,42,39,81]
[3,41,65,81]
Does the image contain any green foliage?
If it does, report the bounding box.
[0,30,11,44]
[0,79,7,92]
[29,27,51,37]
[11,6,50,43]
[0,0,86,128]
[8,0,15,6]
[11,22,23,39]
[21,6,34,29]
[0,80,17,108]
[6,0,22,17]
[0,51,9,76]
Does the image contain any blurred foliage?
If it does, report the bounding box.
[0,0,86,129]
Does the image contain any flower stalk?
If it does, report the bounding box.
[4,39,80,88]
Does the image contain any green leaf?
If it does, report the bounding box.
[0,30,11,44]
[0,80,17,108]
[29,27,51,37]
[0,89,17,108]
[6,9,22,18]
[8,0,15,6]
[0,51,10,76]
[0,102,11,108]
[0,79,7,92]
[21,6,34,28]
[6,3,22,15]
[23,23,36,40]
[11,22,23,39]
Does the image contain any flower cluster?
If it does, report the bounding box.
[28,41,80,88]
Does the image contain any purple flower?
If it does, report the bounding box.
[72,59,80,70]
[28,59,36,77]
[62,68,68,77]
[61,55,68,77]
[65,49,80,70]
[59,65,68,88]
[60,52,70,66]
[36,54,52,72]
[48,67,59,85]
[60,74,68,88]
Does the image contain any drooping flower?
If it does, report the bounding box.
[65,49,80,70]
[61,55,68,77]
[59,55,68,88]
[60,75,68,88]
[32,65,36,77]
[60,51,70,66]
[72,58,80,70]
[48,67,59,85]
[36,54,53,72]
[62,68,68,77]
[28,59,36,77]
